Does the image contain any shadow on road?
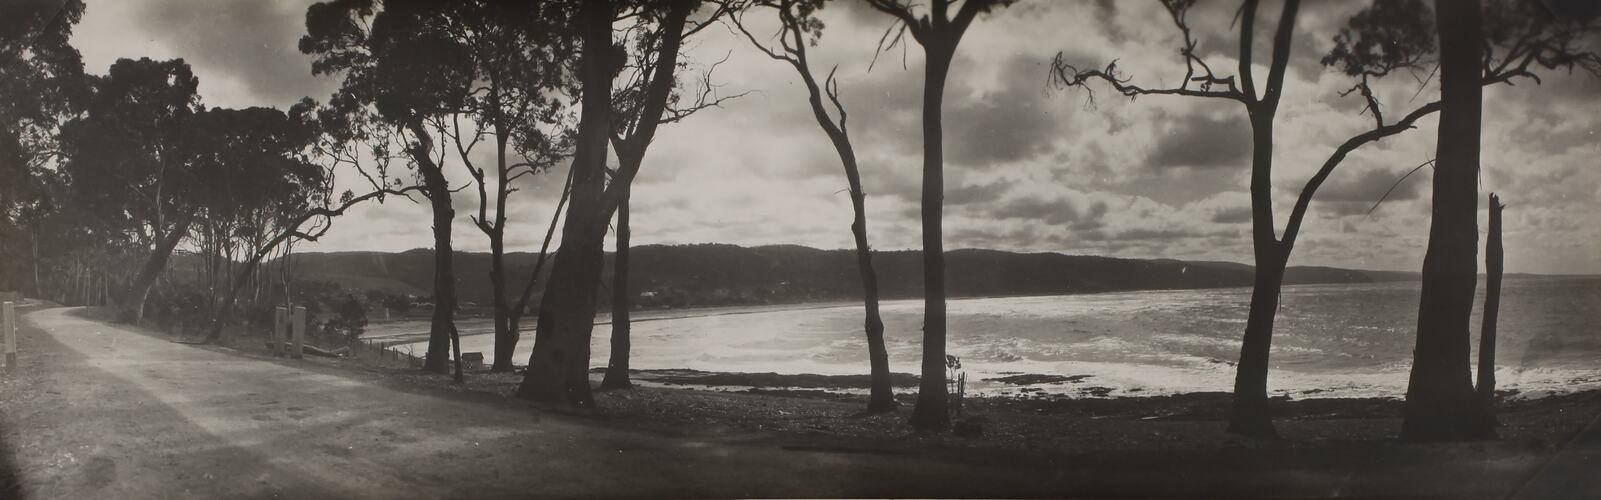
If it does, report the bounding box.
[1,417,21,500]
[0,305,328,498]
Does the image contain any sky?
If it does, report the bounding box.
[69,0,1601,274]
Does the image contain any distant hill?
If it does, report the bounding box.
[275,244,1418,310]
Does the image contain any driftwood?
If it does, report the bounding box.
[262,341,347,358]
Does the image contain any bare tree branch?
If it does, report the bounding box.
[1282,101,1441,253]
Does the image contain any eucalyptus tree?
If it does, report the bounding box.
[1372,0,1597,442]
[517,0,726,405]
[0,0,87,295]
[419,0,574,373]
[865,0,1014,432]
[184,105,323,314]
[58,57,201,325]
[202,97,423,345]
[730,0,896,412]
[597,2,741,392]
[1053,0,1600,439]
[302,0,476,375]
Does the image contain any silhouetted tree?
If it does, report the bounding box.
[515,0,623,405]
[1420,0,1597,443]
[1406,0,1487,441]
[302,0,474,376]
[185,106,323,308]
[1477,193,1505,432]
[866,0,1013,432]
[58,57,201,325]
[1055,0,1301,438]
[732,0,897,412]
[518,0,725,405]
[203,99,422,344]
[1051,0,1598,439]
[598,2,740,392]
[0,0,87,296]
[1320,0,1598,442]
[420,0,575,373]
[507,164,573,354]
[600,197,634,390]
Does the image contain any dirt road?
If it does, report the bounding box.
[0,306,1093,498]
[2,305,1597,498]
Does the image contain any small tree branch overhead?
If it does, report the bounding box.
[1049,0,1248,105]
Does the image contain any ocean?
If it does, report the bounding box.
[387,275,1601,399]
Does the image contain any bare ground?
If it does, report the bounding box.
[2,304,1597,498]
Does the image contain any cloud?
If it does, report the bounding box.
[1211,206,1253,224]
[74,0,1596,274]
[990,195,1081,226]
[1146,111,1252,169]
[944,56,1066,167]
[133,0,331,107]
[1319,166,1425,203]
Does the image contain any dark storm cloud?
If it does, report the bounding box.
[136,0,329,106]
[946,56,1065,167]
[1146,112,1251,169]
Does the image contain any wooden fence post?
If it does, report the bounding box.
[291,306,307,359]
[4,302,16,369]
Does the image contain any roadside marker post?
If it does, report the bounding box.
[291,306,306,360]
[272,307,287,357]
[4,301,16,369]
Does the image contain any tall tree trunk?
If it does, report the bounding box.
[422,188,458,374]
[1229,110,1285,439]
[601,195,632,390]
[908,45,955,433]
[30,224,41,297]
[405,118,457,375]
[852,179,895,413]
[1476,193,1504,432]
[123,211,195,326]
[1222,0,1300,440]
[788,23,896,413]
[824,118,895,412]
[516,0,616,406]
[1402,0,1487,442]
[503,165,574,371]
[489,130,514,373]
[487,222,509,372]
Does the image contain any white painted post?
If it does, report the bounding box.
[272,307,286,357]
[4,302,16,369]
[291,306,307,359]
